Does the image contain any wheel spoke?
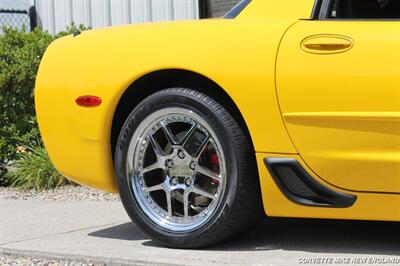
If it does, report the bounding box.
[196,165,222,182]
[160,121,179,145]
[191,186,216,200]
[149,134,164,157]
[180,123,197,146]
[141,162,161,174]
[183,191,190,220]
[144,183,164,193]
[195,134,210,158]
[166,191,173,217]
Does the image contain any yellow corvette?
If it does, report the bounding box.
[35,0,399,247]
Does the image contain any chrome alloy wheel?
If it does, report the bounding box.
[126,107,227,232]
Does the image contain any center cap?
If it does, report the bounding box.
[169,164,194,178]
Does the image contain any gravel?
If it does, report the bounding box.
[0,254,103,266]
[0,185,120,202]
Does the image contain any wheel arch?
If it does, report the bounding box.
[111,69,254,159]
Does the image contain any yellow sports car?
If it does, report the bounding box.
[35,0,399,248]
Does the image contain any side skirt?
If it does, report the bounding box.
[264,158,356,208]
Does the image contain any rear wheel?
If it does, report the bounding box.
[114,88,262,248]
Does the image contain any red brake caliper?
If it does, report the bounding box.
[199,148,220,185]
[210,153,220,184]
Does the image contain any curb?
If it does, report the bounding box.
[0,248,181,266]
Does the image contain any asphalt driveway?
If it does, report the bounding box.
[1,199,399,266]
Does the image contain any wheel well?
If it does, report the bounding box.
[111,69,254,158]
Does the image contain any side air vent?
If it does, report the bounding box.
[264,158,356,208]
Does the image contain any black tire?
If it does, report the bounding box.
[114,88,262,248]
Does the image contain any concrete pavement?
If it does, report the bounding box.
[1,199,399,266]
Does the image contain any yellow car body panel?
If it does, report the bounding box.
[35,0,400,221]
[257,153,400,221]
[277,21,400,193]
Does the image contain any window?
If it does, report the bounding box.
[321,0,400,19]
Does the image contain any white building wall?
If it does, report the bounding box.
[34,0,200,35]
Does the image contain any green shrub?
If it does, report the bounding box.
[0,168,10,186]
[0,24,90,184]
[10,145,68,190]
[0,27,53,178]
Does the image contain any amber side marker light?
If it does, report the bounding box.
[76,96,102,107]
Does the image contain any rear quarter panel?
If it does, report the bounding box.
[35,0,316,191]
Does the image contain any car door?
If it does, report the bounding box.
[276,0,400,193]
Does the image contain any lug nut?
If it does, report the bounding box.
[171,178,179,186]
[165,159,174,168]
[178,150,185,159]
[189,161,196,170]
[185,178,193,186]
